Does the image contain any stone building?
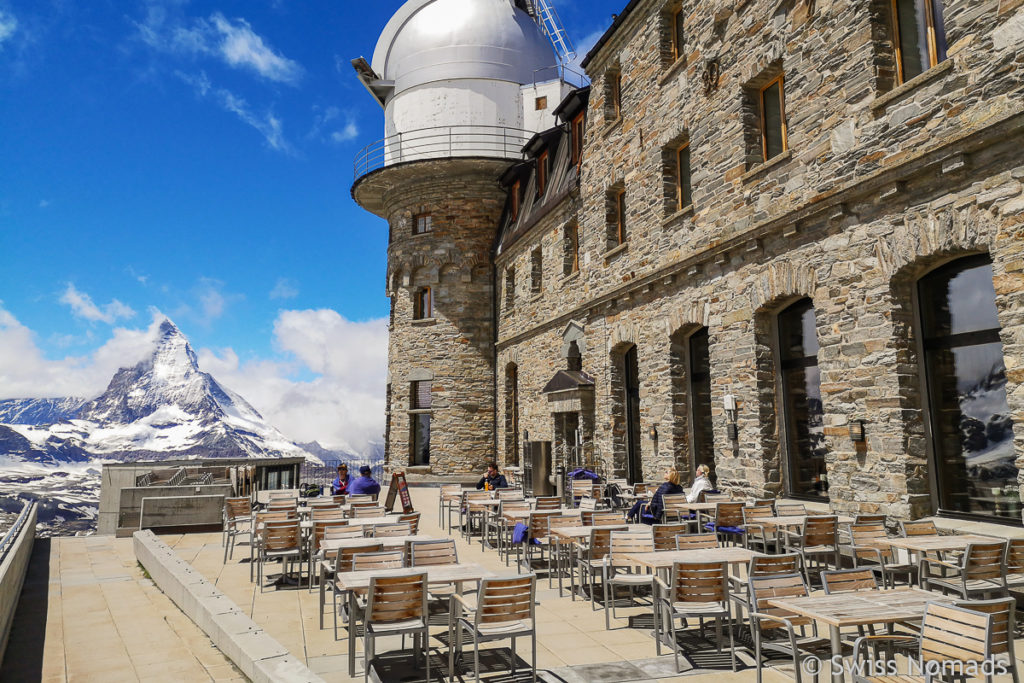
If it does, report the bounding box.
[354,0,1024,526]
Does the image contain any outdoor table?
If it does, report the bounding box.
[345,515,403,527]
[625,546,765,571]
[337,562,497,676]
[754,514,855,529]
[548,524,636,597]
[317,535,436,616]
[766,587,942,683]
[883,533,1002,553]
[502,507,579,522]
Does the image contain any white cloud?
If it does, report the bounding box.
[0,306,162,400]
[197,309,388,453]
[566,29,604,84]
[38,199,50,209]
[210,13,302,85]
[269,277,299,300]
[331,120,359,144]
[174,277,242,327]
[309,106,359,146]
[60,283,136,324]
[178,71,293,153]
[0,10,17,47]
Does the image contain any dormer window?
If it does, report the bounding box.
[537,151,549,197]
[511,180,521,220]
[413,213,432,235]
[571,113,585,169]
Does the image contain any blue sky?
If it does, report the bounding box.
[0,0,617,449]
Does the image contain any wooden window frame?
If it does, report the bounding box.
[759,74,789,163]
[675,142,692,211]
[414,286,432,320]
[537,151,549,197]
[890,0,945,86]
[530,247,543,294]
[510,180,521,220]
[505,268,515,310]
[672,8,685,63]
[413,213,432,235]
[571,113,585,169]
[615,189,627,245]
[566,222,579,275]
[410,380,433,410]
[535,96,548,110]
[610,71,622,120]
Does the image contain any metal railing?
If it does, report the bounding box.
[354,125,533,180]
[301,458,385,494]
[0,501,35,567]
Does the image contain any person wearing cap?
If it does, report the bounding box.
[348,465,381,496]
[331,464,353,496]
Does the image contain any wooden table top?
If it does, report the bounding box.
[625,547,764,569]
[884,534,1005,552]
[767,587,943,627]
[503,508,579,521]
[754,514,855,528]
[333,562,496,591]
[549,524,639,539]
[321,535,434,552]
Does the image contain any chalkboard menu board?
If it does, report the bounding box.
[384,471,414,514]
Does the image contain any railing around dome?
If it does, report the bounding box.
[354,125,534,180]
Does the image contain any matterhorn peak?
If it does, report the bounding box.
[150,317,201,379]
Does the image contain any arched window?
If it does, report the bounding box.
[777,299,827,499]
[918,255,1017,521]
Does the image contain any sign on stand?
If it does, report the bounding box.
[384,471,414,514]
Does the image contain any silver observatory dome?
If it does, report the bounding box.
[371,0,558,96]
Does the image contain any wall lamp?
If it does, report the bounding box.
[649,425,658,441]
[849,419,867,443]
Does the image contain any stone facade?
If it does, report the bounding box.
[491,0,1024,522]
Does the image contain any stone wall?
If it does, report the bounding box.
[494,0,1024,519]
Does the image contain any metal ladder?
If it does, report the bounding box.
[521,0,576,63]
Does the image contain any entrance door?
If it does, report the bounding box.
[624,346,643,484]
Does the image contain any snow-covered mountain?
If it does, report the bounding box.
[0,397,85,425]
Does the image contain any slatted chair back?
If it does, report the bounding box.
[263,521,301,553]
[704,493,731,503]
[267,500,297,513]
[348,494,376,505]
[918,602,992,667]
[409,539,458,567]
[256,510,294,525]
[571,479,592,499]
[653,523,688,550]
[499,500,531,519]
[774,503,806,516]
[963,542,1008,583]
[372,522,413,538]
[313,519,350,551]
[801,516,838,549]
[351,506,387,518]
[474,575,536,630]
[661,494,689,518]
[675,533,719,550]
[1007,538,1024,577]
[854,513,886,525]
[526,511,558,542]
[849,523,894,563]
[496,488,524,500]
[398,512,421,534]
[669,562,729,606]
[715,502,746,528]
[323,525,364,542]
[366,572,428,626]
[821,568,878,594]
[608,530,654,566]
[751,499,775,508]
[901,519,938,537]
[331,495,348,505]
[351,550,405,571]
[748,573,813,631]
[578,496,598,512]
[311,506,345,521]
[225,497,251,520]
[310,498,339,508]
[952,597,1014,661]
[742,505,774,524]
[632,483,649,497]
[534,496,561,511]
[749,553,801,577]
[440,484,463,502]
[546,514,580,542]
[585,526,625,562]
[588,511,625,526]
[334,542,384,573]
[268,491,295,501]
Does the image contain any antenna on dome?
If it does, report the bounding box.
[518,0,576,64]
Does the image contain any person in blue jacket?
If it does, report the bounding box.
[348,465,381,496]
[331,464,353,496]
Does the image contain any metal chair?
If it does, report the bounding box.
[250,510,296,581]
[439,483,463,529]
[372,522,412,538]
[222,497,252,562]
[655,561,736,673]
[488,500,530,563]
[534,496,561,511]
[449,575,537,682]
[602,530,655,629]
[922,541,1009,599]
[351,549,404,571]
[774,503,806,516]
[748,573,833,683]
[953,596,1019,683]
[350,505,387,518]
[398,511,421,534]
[584,511,624,526]
[257,520,303,591]
[742,504,777,553]
[361,572,430,683]
[846,522,916,588]
[574,525,625,607]
[328,541,384,637]
[782,515,840,582]
[703,502,746,546]
[308,518,351,591]
[652,523,688,551]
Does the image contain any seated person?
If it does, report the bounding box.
[348,465,381,496]
[475,462,508,490]
[331,464,353,496]
[686,464,713,503]
[628,467,683,523]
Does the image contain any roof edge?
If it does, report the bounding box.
[580,0,642,70]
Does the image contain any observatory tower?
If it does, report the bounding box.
[351,0,574,474]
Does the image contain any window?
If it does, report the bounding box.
[563,222,579,276]
[777,299,827,500]
[759,75,788,162]
[535,96,548,110]
[537,151,549,197]
[608,70,622,120]
[411,414,430,465]
[505,268,515,311]
[675,143,692,210]
[918,256,1017,521]
[410,380,432,410]
[620,345,643,484]
[413,287,432,319]
[687,328,715,479]
[413,213,432,235]
[530,247,542,294]
[672,8,685,62]
[608,187,627,247]
[505,364,520,465]
[510,180,521,220]
[571,113,585,169]
[890,0,947,84]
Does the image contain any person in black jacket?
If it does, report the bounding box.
[475,462,508,490]
[630,467,684,523]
